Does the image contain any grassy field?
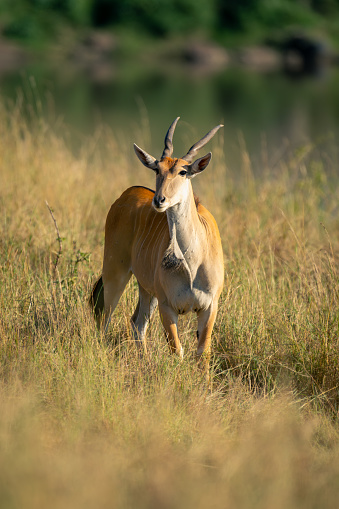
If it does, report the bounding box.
[0,101,339,508]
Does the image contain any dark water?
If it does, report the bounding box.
[1,58,339,173]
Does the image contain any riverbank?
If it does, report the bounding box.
[2,28,337,82]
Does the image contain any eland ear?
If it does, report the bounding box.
[187,152,212,177]
[134,144,158,171]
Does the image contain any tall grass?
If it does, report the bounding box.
[0,101,338,508]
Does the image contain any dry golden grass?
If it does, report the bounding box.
[0,101,338,508]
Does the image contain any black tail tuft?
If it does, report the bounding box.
[89,275,104,326]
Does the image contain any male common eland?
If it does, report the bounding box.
[90,118,224,370]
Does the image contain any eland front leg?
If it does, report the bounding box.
[196,301,219,373]
[158,303,184,359]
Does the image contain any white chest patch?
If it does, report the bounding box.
[160,250,212,314]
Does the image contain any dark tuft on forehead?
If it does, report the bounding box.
[170,159,179,172]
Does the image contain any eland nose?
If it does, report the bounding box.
[154,195,166,208]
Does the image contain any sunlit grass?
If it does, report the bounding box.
[0,101,339,507]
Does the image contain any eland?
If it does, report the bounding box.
[90,118,224,369]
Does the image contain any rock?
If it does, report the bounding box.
[282,35,329,76]
[0,38,28,73]
[182,40,230,71]
[68,31,117,83]
[236,46,280,71]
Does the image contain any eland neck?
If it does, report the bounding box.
[165,183,203,266]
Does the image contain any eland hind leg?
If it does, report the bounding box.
[89,275,105,329]
[102,268,132,332]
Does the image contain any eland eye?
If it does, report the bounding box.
[179,170,187,176]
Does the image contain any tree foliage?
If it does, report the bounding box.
[1,0,339,42]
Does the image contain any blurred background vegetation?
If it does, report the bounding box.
[1,0,339,171]
[1,0,339,47]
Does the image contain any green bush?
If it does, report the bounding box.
[2,0,339,43]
